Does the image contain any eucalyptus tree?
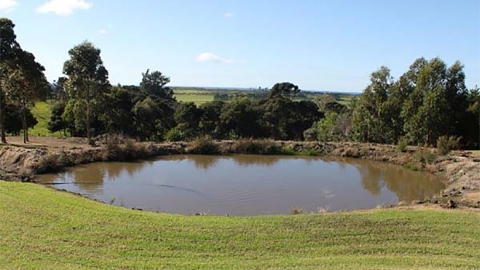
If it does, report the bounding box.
[3,48,48,143]
[63,41,110,144]
[352,66,396,143]
[402,58,467,145]
[0,18,20,143]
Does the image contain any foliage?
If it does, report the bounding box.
[269,82,300,99]
[187,137,219,154]
[4,104,37,135]
[3,48,48,142]
[437,135,461,155]
[63,41,110,143]
[352,57,475,148]
[231,139,282,155]
[397,137,409,153]
[165,126,185,142]
[0,18,20,143]
[140,69,174,100]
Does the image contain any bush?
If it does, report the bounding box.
[437,136,461,155]
[165,127,186,142]
[290,207,304,215]
[397,137,409,152]
[103,137,123,160]
[102,137,148,161]
[233,139,282,155]
[415,148,437,165]
[187,137,219,155]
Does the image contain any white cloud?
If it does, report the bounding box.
[98,24,112,35]
[37,0,92,16]
[0,0,17,10]
[224,12,234,18]
[196,52,233,64]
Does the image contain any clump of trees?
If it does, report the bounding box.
[351,57,479,149]
[1,17,479,150]
[48,73,323,141]
[0,18,48,143]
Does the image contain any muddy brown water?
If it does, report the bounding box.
[35,155,445,215]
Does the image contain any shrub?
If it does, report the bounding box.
[437,136,461,155]
[415,148,437,165]
[397,137,409,152]
[165,127,185,142]
[103,137,123,160]
[290,207,304,215]
[233,139,282,155]
[187,137,219,155]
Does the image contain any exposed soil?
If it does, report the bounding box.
[1,136,479,208]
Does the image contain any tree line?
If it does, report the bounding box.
[1,18,479,149]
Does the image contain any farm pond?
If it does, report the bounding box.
[35,155,445,215]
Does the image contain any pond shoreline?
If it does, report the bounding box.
[1,136,479,209]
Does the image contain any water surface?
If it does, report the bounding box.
[36,155,445,215]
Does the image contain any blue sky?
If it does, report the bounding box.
[1,0,479,92]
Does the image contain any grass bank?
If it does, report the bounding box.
[1,181,479,269]
[29,101,62,137]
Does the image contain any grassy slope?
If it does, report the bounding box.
[1,181,479,269]
[29,101,62,137]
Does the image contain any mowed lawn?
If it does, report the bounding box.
[1,181,479,269]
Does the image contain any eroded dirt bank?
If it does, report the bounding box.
[1,136,479,208]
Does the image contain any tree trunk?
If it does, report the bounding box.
[22,106,29,143]
[22,110,27,143]
[0,93,6,144]
[86,99,92,145]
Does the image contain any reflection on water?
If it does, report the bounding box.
[36,155,445,215]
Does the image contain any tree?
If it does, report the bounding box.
[102,86,136,136]
[352,66,396,143]
[0,18,20,143]
[132,97,166,141]
[140,69,174,100]
[4,104,37,136]
[63,41,110,144]
[3,48,48,143]
[402,58,463,145]
[199,101,225,138]
[269,82,300,100]
[47,101,68,136]
[173,102,202,139]
[219,97,263,139]
[49,77,68,100]
[467,86,480,149]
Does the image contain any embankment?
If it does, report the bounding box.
[1,138,479,208]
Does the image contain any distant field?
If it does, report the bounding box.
[175,94,214,105]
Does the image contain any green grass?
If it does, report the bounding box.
[175,94,214,105]
[1,181,479,269]
[29,101,62,137]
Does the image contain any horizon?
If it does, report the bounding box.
[1,0,479,92]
